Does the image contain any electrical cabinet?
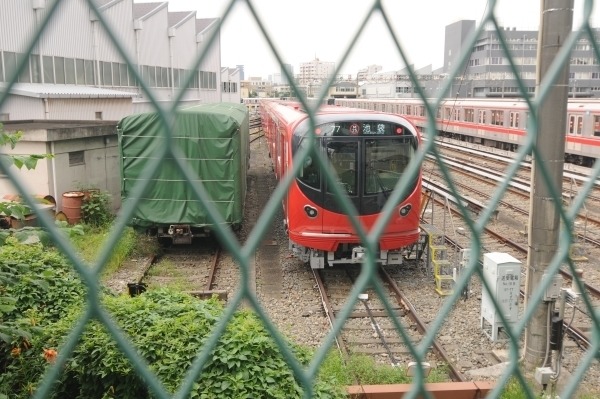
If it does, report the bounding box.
[480,252,521,341]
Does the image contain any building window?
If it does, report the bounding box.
[65,58,75,84]
[112,62,120,86]
[75,59,84,85]
[149,66,156,87]
[101,61,112,86]
[95,111,103,120]
[69,151,85,166]
[3,52,17,82]
[17,53,30,83]
[84,60,94,85]
[43,55,54,83]
[200,71,216,89]
[54,56,65,84]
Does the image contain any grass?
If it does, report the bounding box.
[70,225,159,275]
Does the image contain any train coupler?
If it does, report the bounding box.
[167,224,192,245]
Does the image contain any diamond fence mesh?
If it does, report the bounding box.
[1,0,599,398]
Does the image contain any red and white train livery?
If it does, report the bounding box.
[335,98,600,166]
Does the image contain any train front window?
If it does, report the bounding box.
[325,140,357,196]
[297,138,320,189]
[364,139,413,195]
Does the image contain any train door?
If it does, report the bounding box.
[322,138,360,232]
[568,114,582,135]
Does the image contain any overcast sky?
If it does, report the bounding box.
[163,0,598,78]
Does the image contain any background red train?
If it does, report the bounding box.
[260,100,422,269]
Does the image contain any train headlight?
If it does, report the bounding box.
[399,204,412,217]
[304,205,318,218]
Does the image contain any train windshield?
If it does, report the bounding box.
[364,138,413,195]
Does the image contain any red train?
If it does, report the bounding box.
[260,100,422,268]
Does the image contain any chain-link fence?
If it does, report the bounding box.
[1,0,600,398]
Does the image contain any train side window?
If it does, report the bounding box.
[491,110,504,126]
[478,110,487,124]
[444,107,452,120]
[594,115,600,136]
[577,116,583,135]
[465,108,474,122]
[297,138,321,189]
[510,112,519,128]
[569,115,575,134]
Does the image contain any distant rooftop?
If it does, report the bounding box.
[2,83,137,99]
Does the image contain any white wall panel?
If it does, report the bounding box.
[97,0,136,63]
[0,1,37,53]
[47,98,133,120]
[138,9,170,67]
[1,96,45,120]
[36,0,95,60]
[171,17,196,70]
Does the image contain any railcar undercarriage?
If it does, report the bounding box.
[290,240,404,269]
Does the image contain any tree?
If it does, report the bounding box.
[0,124,53,219]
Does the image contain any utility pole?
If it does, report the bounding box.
[524,0,573,370]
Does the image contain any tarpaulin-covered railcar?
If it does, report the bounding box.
[117,102,249,244]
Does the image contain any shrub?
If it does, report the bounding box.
[81,190,113,227]
[1,289,345,399]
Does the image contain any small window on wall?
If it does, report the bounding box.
[69,151,85,166]
[95,112,103,120]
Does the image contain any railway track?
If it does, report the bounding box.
[138,238,228,300]
[418,141,600,388]
[313,264,467,382]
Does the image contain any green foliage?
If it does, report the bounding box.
[80,190,113,227]
[0,222,84,247]
[71,226,158,276]
[0,289,344,399]
[0,239,86,327]
[0,124,54,220]
[0,238,86,388]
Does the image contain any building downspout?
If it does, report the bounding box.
[90,10,100,87]
[50,141,59,209]
[168,27,176,98]
[43,97,49,119]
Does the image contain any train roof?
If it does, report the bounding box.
[340,97,600,112]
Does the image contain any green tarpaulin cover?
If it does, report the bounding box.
[117,103,249,229]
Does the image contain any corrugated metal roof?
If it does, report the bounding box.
[133,2,167,20]
[196,18,218,33]
[168,11,195,28]
[2,83,137,99]
[92,0,117,7]
[95,0,125,11]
